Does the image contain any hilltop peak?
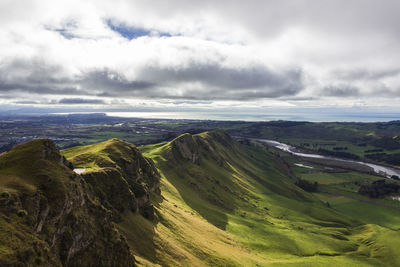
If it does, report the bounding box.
[166,130,234,164]
[200,130,234,146]
[171,132,193,142]
[105,137,133,145]
[169,133,199,164]
[0,138,136,266]
[10,138,58,157]
[4,138,73,170]
[62,139,161,218]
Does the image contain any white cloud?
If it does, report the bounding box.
[0,0,399,108]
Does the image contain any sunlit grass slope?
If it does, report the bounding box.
[129,130,399,266]
[62,138,138,171]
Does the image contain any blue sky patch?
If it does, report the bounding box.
[53,28,75,39]
[45,20,79,39]
[106,20,172,39]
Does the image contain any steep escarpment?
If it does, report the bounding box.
[136,130,400,266]
[62,138,160,219]
[168,133,200,163]
[164,130,307,203]
[167,130,234,166]
[2,132,400,267]
[0,138,160,266]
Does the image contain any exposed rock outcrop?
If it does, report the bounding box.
[0,139,141,266]
[167,130,234,166]
[168,133,200,164]
[67,139,161,219]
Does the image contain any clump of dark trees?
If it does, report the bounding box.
[317,148,360,160]
[364,148,384,153]
[333,146,348,151]
[295,179,318,192]
[365,153,400,165]
[358,179,400,198]
[371,137,400,150]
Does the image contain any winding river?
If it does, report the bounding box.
[250,138,400,179]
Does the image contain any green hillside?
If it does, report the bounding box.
[131,131,400,266]
[228,121,400,167]
[0,138,160,266]
[1,131,399,266]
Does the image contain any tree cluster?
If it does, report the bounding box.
[295,179,318,192]
[358,179,400,198]
[317,148,360,160]
[365,153,400,165]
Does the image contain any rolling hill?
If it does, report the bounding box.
[0,131,399,266]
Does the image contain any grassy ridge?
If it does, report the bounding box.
[120,131,398,266]
[61,138,138,171]
[0,139,145,266]
[12,131,393,266]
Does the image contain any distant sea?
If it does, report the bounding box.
[2,106,399,122]
[101,108,400,122]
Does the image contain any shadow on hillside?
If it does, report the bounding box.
[164,165,237,231]
[117,194,164,265]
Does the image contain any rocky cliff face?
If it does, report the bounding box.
[66,138,161,220]
[167,130,234,166]
[169,133,200,164]
[0,139,160,266]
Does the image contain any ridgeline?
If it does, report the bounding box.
[0,131,399,266]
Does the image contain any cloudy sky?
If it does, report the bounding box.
[1,0,400,114]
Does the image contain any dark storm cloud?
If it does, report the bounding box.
[0,59,92,96]
[98,64,303,100]
[0,81,90,96]
[135,63,304,100]
[83,63,303,100]
[0,60,150,97]
[58,98,105,104]
[322,84,360,97]
[146,64,301,89]
[0,57,304,101]
[79,69,155,92]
